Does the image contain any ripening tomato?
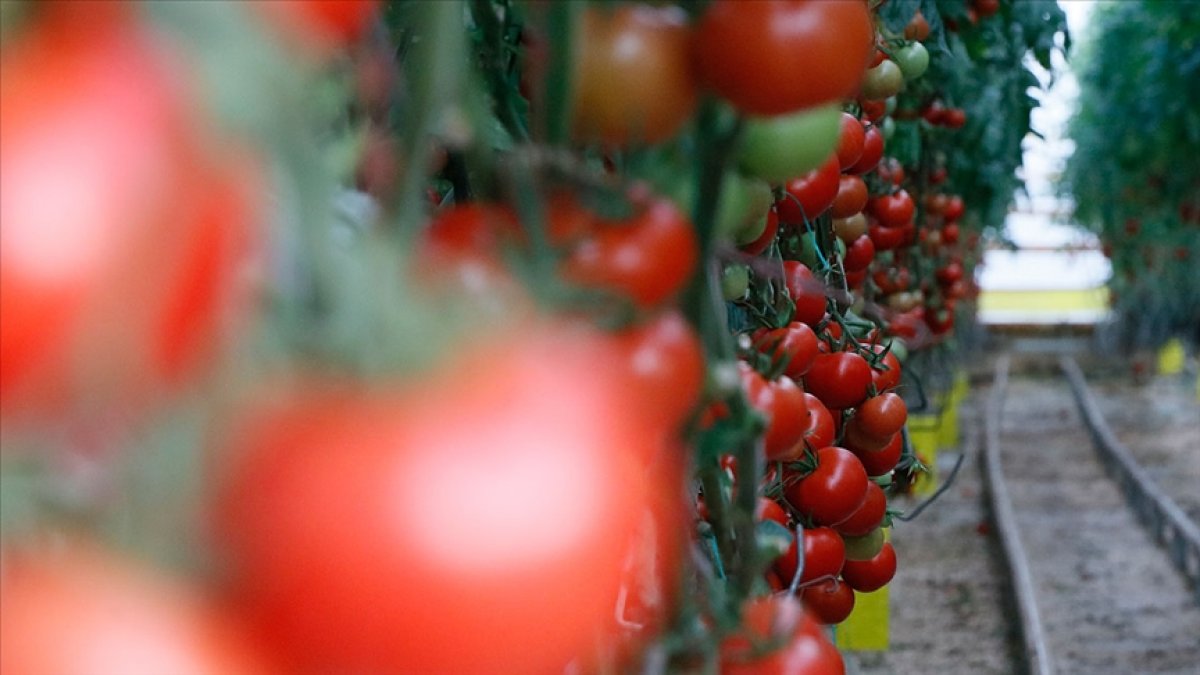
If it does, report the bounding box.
[804,352,873,410]
[835,113,866,170]
[572,5,697,145]
[0,5,260,421]
[785,446,869,526]
[0,544,271,675]
[833,213,869,243]
[859,60,903,101]
[840,542,897,592]
[721,596,845,675]
[777,155,842,225]
[782,262,828,327]
[774,526,846,588]
[846,124,884,175]
[870,190,915,228]
[694,0,873,116]
[835,481,887,537]
[905,10,931,41]
[802,393,837,451]
[255,0,379,52]
[752,321,820,380]
[800,579,856,625]
[741,207,780,256]
[831,175,869,219]
[564,198,697,307]
[213,325,665,674]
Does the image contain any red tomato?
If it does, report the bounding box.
[573,5,698,145]
[694,0,873,116]
[0,544,271,675]
[804,352,872,410]
[905,10,931,41]
[757,497,791,528]
[831,175,868,219]
[752,321,820,379]
[943,108,967,128]
[564,198,697,308]
[875,157,906,186]
[782,261,828,327]
[846,125,884,175]
[840,542,897,592]
[842,234,875,273]
[800,579,856,625]
[421,204,520,261]
[774,525,846,587]
[721,596,845,675]
[835,481,887,537]
[256,0,378,52]
[853,392,908,439]
[868,220,908,251]
[741,207,780,256]
[870,190,915,228]
[942,222,961,244]
[741,367,809,462]
[802,393,836,451]
[860,98,887,123]
[785,446,869,526]
[869,345,903,392]
[213,325,664,674]
[613,310,704,430]
[835,113,865,170]
[776,155,841,225]
[0,5,259,420]
[943,195,965,221]
[851,431,903,477]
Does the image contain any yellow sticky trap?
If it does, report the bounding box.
[1157,338,1185,376]
[950,370,969,405]
[836,529,890,651]
[938,401,960,451]
[907,413,939,496]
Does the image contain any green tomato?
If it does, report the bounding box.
[881,116,897,141]
[843,527,886,561]
[895,42,930,80]
[739,104,841,183]
[672,174,772,245]
[861,60,904,101]
[887,338,909,364]
[721,264,751,301]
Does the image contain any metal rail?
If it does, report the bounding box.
[1059,356,1200,604]
[981,356,1054,675]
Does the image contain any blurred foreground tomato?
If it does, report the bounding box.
[253,0,379,53]
[0,4,260,422]
[721,596,845,674]
[0,543,271,675]
[213,322,673,674]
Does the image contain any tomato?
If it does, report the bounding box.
[785,446,869,526]
[800,579,855,625]
[860,98,887,123]
[774,526,846,587]
[835,481,886,537]
[0,5,260,420]
[721,596,845,675]
[257,0,379,52]
[781,262,828,327]
[868,220,907,251]
[572,5,697,146]
[741,367,808,462]
[846,125,884,175]
[613,311,704,429]
[831,175,868,219]
[851,431,902,477]
[942,108,967,129]
[832,213,868,243]
[804,352,872,410]
[870,346,903,392]
[801,393,836,451]
[741,207,780,256]
[973,0,1001,18]
[0,544,271,675]
[422,203,520,261]
[875,157,906,186]
[842,234,875,273]
[757,497,791,528]
[740,105,842,183]
[841,542,897,592]
[842,527,885,561]
[895,42,930,80]
[852,392,907,440]
[936,261,965,286]
[213,325,666,674]
[859,60,903,101]
[943,195,966,221]
[904,10,931,41]
[564,198,697,308]
[870,190,915,229]
[723,263,752,300]
[752,321,820,380]
[930,166,948,184]
[942,222,961,244]
[835,113,865,170]
[777,155,842,225]
[694,0,873,116]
